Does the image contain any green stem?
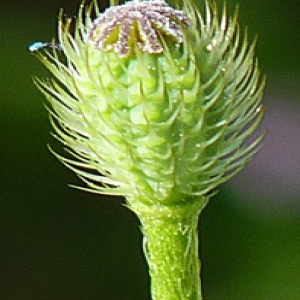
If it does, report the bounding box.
[131,198,208,300]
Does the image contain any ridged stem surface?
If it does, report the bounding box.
[132,199,207,300]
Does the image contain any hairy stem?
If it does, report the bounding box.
[132,199,207,300]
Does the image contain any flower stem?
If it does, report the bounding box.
[131,198,208,300]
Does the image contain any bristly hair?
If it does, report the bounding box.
[33,0,265,205]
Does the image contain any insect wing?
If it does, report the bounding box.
[28,42,46,52]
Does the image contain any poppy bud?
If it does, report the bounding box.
[33,1,265,298]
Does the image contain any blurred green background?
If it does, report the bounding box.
[1,0,299,299]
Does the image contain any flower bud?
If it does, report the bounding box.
[34,0,265,209]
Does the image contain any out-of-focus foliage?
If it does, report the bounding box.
[1,0,299,299]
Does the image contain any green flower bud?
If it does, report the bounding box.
[32,0,265,298]
[34,0,264,208]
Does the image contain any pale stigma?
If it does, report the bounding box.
[88,0,190,57]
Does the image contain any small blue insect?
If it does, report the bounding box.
[28,41,62,52]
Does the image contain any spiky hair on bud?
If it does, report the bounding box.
[33,0,265,206]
